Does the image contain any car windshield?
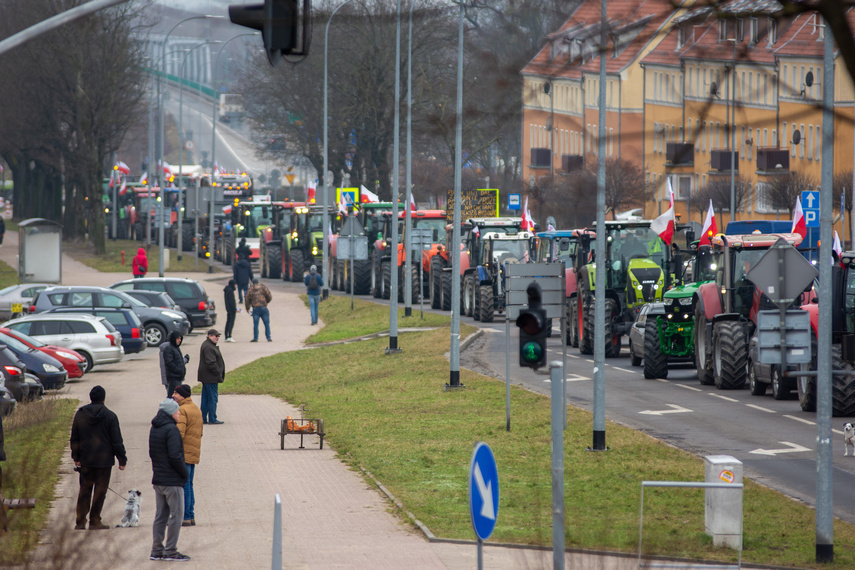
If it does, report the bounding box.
[490,239,529,260]
[609,226,667,289]
[0,285,19,296]
[309,213,324,233]
[237,205,272,238]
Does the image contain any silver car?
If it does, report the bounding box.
[0,283,51,320]
[0,314,124,373]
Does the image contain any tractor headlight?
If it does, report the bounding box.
[637,284,643,291]
[678,297,693,306]
[653,283,659,290]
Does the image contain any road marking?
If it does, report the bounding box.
[833,429,843,436]
[545,374,590,383]
[586,359,594,363]
[675,384,703,392]
[610,367,632,373]
[656,379,669,383]
[749,441,811,456]
[568,354,579,359]
[710,394,738,402]
[784,414,816,426]
[639,404,692,416]
[745,404,776,413]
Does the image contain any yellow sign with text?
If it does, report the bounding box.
[445,188,499,220]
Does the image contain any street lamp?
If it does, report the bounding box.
[727,38,737,223]
[324,0,359,299]
[404,0,415,317]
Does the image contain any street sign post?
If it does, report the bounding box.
[410,227,433,319]
[469,442,499,569]
[802,190,820,228]
[508,193,521,211]
[338,213,368,310]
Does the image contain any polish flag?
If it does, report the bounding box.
[118,178,128,196]
[791,196,807,240]
[521,197,535,232]
[338,192,348,215]
[473,225,480,238]
[409,193,417,214]
[307,179,316,203]
[160,160,173,177]
[651,179,675,246]
[139,172,148,186]
[328,222,334,242]
[833,230,843,259]
[699,199,717,246]
[108,170,115,188]
[116,161,130,175]
[222,204,233,215]
[360,185,380,203]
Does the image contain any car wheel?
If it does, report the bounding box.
[145,323,168,346]
[78,351,94,374]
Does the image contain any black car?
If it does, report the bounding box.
[0,345,42,403]
[109,278,216,332]
[0,331,68,390]
[0,384,15,417]
[45,307,147,355]
[123,290,182,313]
[628,302,666,368]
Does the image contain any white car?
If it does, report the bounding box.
[0,314,124,373]
[0,283,51,320]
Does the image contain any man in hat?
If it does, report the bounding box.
[172,385,202,526]
[304,264,323,326]
[70,385,127,530]
[198,329,225,424]
[245,277,272,342]
[149,398,190,561]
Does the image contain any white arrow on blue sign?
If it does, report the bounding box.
[469,442,499,541]
[801,190,819,228]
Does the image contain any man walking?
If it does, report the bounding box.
[245,278,273,342]
[70,385,127,530]
[149,399,190,561]
[198,329,225,424]
[304,264,323,326]
[233,254,253,303]
[159,331,189,397]
[172,385,202,527]
[223,279,238,342]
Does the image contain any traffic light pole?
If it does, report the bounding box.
[550,360,565,570]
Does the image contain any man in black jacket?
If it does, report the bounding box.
[235,237,251,261]
[223,279,237,342]
[159,331,189,397]
[233,254,253,303]
[149,398,190,562]
[198,329,225,424]
[70,385,127,530]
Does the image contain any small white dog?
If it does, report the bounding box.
[844,423,855,457]
[117,489,142,527]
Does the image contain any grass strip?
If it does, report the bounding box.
[224,294,855,569]
[64,238,222,274]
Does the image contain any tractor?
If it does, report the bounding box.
[286,204,337,281]
[327,202,393,295]
[221,195,273,266]
[461,231,534,322]
[258,201,304,279]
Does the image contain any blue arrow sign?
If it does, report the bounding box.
[469,442,499,541]
[801,190,819,228]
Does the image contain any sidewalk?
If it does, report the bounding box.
[2,234,643,569]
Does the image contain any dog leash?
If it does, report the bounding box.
[107,486,127,500]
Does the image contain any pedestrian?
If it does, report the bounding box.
[235,237,251,261]
[245,278,272,342]
[197,329,225,425]
[159,331,189,397]
[132,247,148,279]
[233,255,253,303]
[223,279,238,342]
[149,398,190,562]
[172,385,202,527]
[70,385,128,530]
[304,264,323,326]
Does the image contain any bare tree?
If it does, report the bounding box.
[698,176,749,220]
[761,172,818,217]
[597,157,646,219]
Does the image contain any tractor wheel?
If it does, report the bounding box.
[381,261,391,300]
[643,318,668,379]
[748,358,767,396]
[290,249,305,282]
[353,260,372,295]
[463,275,474,317]
[478,284,494,323]
[568,298,579,347]
[832,345,855,417]
[182,225,194,251]
[372,255,383,298]
[798,335,818,412]
[429,259,441,308]
[694,304,714,385]
[409,262,421,303]
[260,249,269,278]
[440,271,452,311]
[713,320,748,390]
[771,366,791,400]
[473,281,482,322]
[604,298,620,358]
[281,251,290,281]
[397,265,407,303]
[334,260,343,291]
[579,299,593,355]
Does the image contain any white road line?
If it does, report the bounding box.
[611,367,632,373]
[675,384,703,392]
[745,404,776,413]
[586,359,594,363]
[833,429,843,436]
[784,414,816,426]
[656,379,669,383]
[710,394,738,402]
[568,354,579,359]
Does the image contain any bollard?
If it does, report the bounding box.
[704,455,743,549]
[121,250,125,265]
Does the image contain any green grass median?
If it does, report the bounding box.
[64,238,221,274]
[224,294,855,568]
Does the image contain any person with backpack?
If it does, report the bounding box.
[304,265,323,326]
[132,247,148,278]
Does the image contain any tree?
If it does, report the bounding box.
[697,175,749,221]
[762,172,818,217]
[598,157,646,219]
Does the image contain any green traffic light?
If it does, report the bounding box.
[521,341,543,363]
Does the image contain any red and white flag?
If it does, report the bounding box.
[159,160,173,177]
[222,204,233,215]
[473,226,480,238]
[118,178,128,196]
[521,197,535,232]
[109,170,115,188]
[338,192,348,215]
[699,199,717,246]
[116,161,130,175]
[791,196,807,240]
[328,222,334,242]
[139,172,148,186]
[651,179,675,246]
[406,193,416,215]
[833,230,843,258]
[360,185,380,204]
[307,179,316,203]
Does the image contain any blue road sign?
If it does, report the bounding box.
[801,190,819,228]
[469,442,499,541]
[508,193,521,211]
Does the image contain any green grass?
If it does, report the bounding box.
[0,257,19,289]
[0,397,78,565]
[64,238,221,274]
[222,294,855,568]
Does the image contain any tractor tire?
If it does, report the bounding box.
[260,249,269,278]
[604,298,620,358]
[290,249,305,282]
[331,260,341,291]
[579,299,593,355]
[694,304,714,385]
[354,260,372,295]
[771,366,791,400]
[568,298,579,347]
[643,318,668,379]
[267,244,281,279]
[440,271,452,311]
[223,238,234,266]
[281,251,290,281]
[712,320,748,390]
[429,259,442,308]
[832,345,855,417]
[396,265,407,303]
[381,261,391,300]
[798,335,818,412]
[372,256,383,298]
[463,275,475,317]
[748,358,767,396]
[182,225,194,251]
[409,262,421,303]
[478,284,494,323]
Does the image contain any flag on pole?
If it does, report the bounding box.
[700,199,717,246]
[307,179,317,203]
[118,178,128,196]
[791,196,807,240]
[116,161,130,175]
[109,169,115,189]
[547,221,556,231]
[159,160,173,177]
[473,226,480,238]
[651,179,675,246]
[521,197,535,232]
[338,191,347,215]
[360,185,380,203]
[328,222,334,242]
[833,230,843,259]
[406,193,416,215]
[222,204,233,215]
[139,172,148,186]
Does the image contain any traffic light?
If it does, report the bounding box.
[516,282,548,369]
[229,0,300,67]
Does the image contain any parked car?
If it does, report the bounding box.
[29,286,189,346]
[122,290,182,313]
[0,283,51,320]
[46,307,146,355]
[1,314,124,373]
[0,327,87,379]
[0,384,16,417]
[628,302,666,368]
[0,346,42,403]
[0,330,68,390]
[109,278,217,332]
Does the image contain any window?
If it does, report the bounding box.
[799,124,805,158]
[782,66,788,97]
[768,18,777,45]
[671,175,693,200]
[6,322,31,335]
[95,311,131,327]
[763,128,768,148]
[99,293,126,308]
[808,125,813,159]
[755,182,778,212]
[816,126,821,159]
[69,292,93,308]
[740,126,745,158]
[719,20,727,41]
[66,321,95,334]
[783,122,788,148]
[677,28,685,50]
[750,18,759,44]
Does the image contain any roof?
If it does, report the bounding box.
[536,229,594,238]
[711,232,803,247]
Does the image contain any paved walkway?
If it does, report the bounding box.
[1,234,651,569]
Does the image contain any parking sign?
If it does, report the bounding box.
[801,190,819,228]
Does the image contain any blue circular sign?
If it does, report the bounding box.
[469,442,499,541]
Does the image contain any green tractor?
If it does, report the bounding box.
[286,204,336,282]
[641,243,716,378]
[575,221,678,357]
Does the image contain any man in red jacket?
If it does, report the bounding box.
[132,247,148,278]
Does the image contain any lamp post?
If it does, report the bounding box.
[177,40,221,261]
[209,32,260,273]
[324,0,359,299]
[728,38,737,223]
[404,0,416,317]
[448,0,464,389]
